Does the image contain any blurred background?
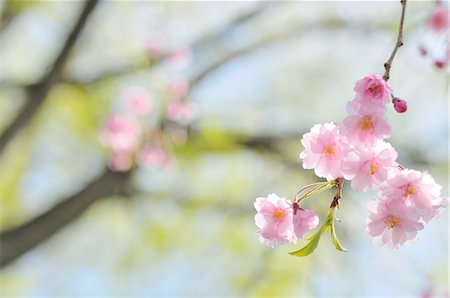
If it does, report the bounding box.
[0,1,448,296]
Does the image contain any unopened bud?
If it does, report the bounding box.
[392,97,408,113]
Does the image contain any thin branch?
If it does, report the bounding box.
[0,0,99,155]
[68,2,276,86]
[383,0,408,81]
[330,178,344,208]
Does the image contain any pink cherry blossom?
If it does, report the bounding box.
[366,198,424,249]
[123,87,153,116]
[300,122,351,181]
[353,75,392,107]
[292,203,319,239]
[169,79,189,99]
[109,152,133,172]
[146,33,164,57]
[100,114,141,153]
[343,141,398,192]
[166,99,199,125]
[378,169,443,212]
[427,6,449,33]
[254,194,296,247]
[341,109,391,146]
[170,48,192,70]
[420,4,449,69]
[137,146,168,168]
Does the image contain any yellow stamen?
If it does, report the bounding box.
[369,163,379,175]
[384,215,399,229]
[359,116,374,131]
[404,184,416,197]
[273,208,286,219]
[324,146,335,157]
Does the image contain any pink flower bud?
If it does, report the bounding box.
[434,60,447,69]
[419,46,428,56]
[392,97,408,113]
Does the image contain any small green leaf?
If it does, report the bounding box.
[329,219,348,252]
[289,207,348,257]
[289,229,323,257]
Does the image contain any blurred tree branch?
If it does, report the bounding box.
[0,169,130,267]
[0,0,100,155]
[67,2,279,85]
[0,2,282,267]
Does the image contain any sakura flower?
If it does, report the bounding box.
[169,79,189,99]
[292,202,319,239]
[166,99,199,125]
[379,169,443,212]
[419,4,449,69]
[300,122,351,181]
[343,141,398,192]
[146,33,164,57]
[137,146,168,168]
[366,199,424,249]
[109,152,133,172]
[353,75,392,107]
[254,194,295,247]
[100,114,141,153]
[169,47,192,70]
[341,109,391,146]
[123,87,153,116]
[427,5,449,33]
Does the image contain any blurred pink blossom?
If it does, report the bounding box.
[100,114,141,153]
[427,5,449,33]
[166,99,199,125]
[123,87,153,116]
[137,146,168,168]
[170,48,192,69]
[146,33,164,57]
[169,78,189,99]
[109,152,133,172]
[420,4,449,69]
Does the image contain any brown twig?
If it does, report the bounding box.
[330,178,344,208]
[383,0,407,81]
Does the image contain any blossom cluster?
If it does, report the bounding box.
[254,193,319,248]
[255,75,446,251]
[419,2,449,69]
[99,43,199,172]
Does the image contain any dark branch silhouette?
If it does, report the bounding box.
[0,0,99,155]
[0,169,130,267]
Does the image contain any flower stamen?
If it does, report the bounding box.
[359,116,374,131]
[273,208,286,219]
[384,215,399,229]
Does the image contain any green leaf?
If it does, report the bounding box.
[289,217,329,257]
[329,220,348,252]
[289,207,348,257]
[289,229,323,257]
